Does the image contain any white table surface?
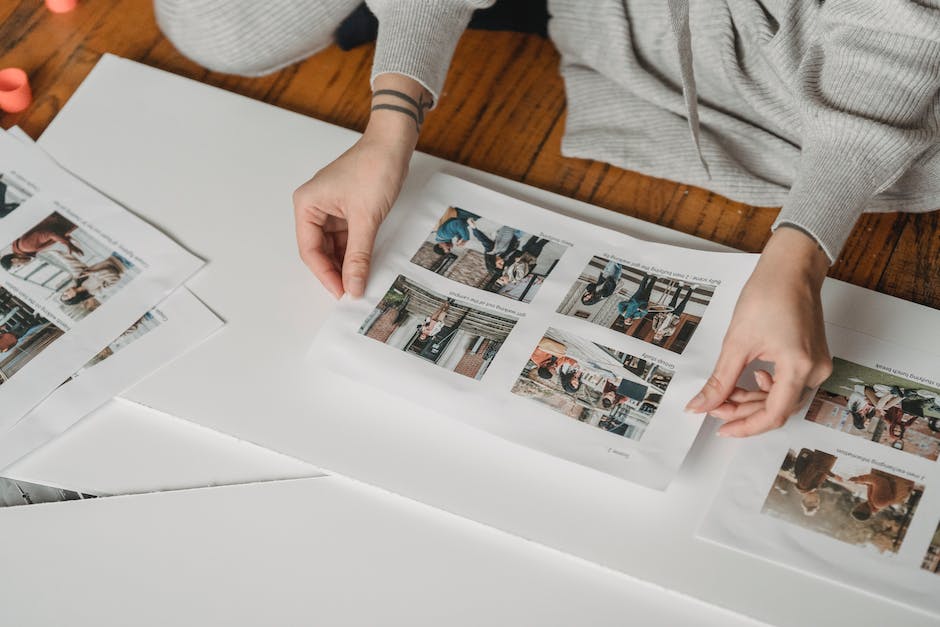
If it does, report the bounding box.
[7,54,940,627]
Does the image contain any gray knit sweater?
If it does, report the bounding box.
[369,0,940,262]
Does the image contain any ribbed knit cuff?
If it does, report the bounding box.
[774,138,890,264]
[367,0,479,107]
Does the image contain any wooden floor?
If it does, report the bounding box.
[1,0,937,310]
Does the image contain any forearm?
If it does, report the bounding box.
[360,74,429,171]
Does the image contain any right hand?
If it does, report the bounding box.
[293,73,426,299]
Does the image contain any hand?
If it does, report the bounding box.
[687,227,834,437]
[293,74,426,298]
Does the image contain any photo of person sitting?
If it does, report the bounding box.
[617,273,658,327]
[431,206,481,255]
[763,448,923,554]
[651,284,693,344]
[512,328,674,442]
[42,250,128,310]
[581,260,622,306]
[0,211,139,322]
[411,206,567,304]
[848,469,915,522]
[805,357,940,461]
[558,256,715,355]
[417,299,451,341]
[0,214,83,271]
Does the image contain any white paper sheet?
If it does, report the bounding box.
[699,323,940,618]
[0,130,203,425]
[312,174,759,489]
[0,288,223,472]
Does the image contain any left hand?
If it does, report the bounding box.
[686,227,834,437]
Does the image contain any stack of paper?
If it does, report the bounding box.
[0,128,223,483]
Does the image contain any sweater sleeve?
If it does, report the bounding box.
[366,0,496,106]
[773,0,940,263]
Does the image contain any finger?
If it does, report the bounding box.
[728,387,770,404]
[754,369,774,393]
[342,212,381,299]
[718,408,782,437]
[711,399,767,422]
[764,364,811,425]
[686,344,748,413]
[296,217,343,299]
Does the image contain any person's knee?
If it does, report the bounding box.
[153,0,335,76]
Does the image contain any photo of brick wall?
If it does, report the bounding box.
[358,274,518,380]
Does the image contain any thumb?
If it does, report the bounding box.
[342,212,381,298]
[687,344,747,413]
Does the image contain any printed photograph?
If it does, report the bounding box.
[556,256,714,354]
[410,206,567,303]
[0,171,32,218]
[511,327,674,441]
[73,310,162,375]
[358,274,518,380]
[0,476,96,508]
[0,212,140,320]
[762,448,924,554]
[0,285,65,386]
[922,521,940,574]
[805,358,940,461]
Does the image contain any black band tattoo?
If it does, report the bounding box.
[371,88,432,133]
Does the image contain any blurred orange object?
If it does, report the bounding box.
[45,0,78,13]
[0,68,32,113]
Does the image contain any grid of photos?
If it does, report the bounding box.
[511,327,674,441]
[922,521,940,574]
[1,212,140,320]
[0,476,96,508]
[358,274,518,380]
[761,448,924,554]
[0,285,64,386]
[556,256,714,355]
[0,171,32,219]
[410,206,568,303]
[804,358,940,461]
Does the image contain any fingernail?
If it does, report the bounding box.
[685,392,705,413]
[717,430,730,437]
[347,277,365,299]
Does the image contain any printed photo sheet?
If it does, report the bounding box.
[0,129,203,426]
[0,288,223,472]
[311,174,759,489]
[699,324,940,618]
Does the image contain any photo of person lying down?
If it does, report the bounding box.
[0,285,64,386]
[0,212,140,321]
[556,256,715,355]
[762,448,924,554]
[358,274,518,380]
[410,206,567,303]
[805,358,940,461]
[511,328,675,442]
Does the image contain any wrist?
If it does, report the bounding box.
[760,226,830,289]
[363,113,418,156]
